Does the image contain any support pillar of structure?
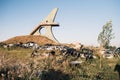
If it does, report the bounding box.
[30,8,59,43]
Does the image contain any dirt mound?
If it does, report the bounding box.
[3,35,57,45]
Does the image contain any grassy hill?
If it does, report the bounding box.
[2,35,57,45]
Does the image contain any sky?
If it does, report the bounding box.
[0,0,120,47]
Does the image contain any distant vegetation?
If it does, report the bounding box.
[98,20,115,49]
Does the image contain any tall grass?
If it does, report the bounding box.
[0,47,119,80]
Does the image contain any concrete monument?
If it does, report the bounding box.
[30,8,59,43]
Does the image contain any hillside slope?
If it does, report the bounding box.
[3,35,57,45]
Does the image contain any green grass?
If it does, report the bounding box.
[0,47,120,80]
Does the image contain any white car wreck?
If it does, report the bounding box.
[100,49,114,59]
